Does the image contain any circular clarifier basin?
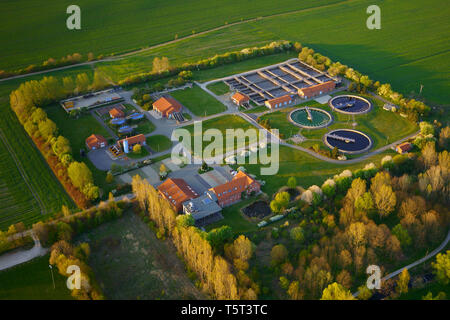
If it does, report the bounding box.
[329,95,371,114]
[289,107,332,129]
[324,129,372,154]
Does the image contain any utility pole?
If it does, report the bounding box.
[49,265,55,289]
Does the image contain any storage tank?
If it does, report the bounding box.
[123,139,129,153]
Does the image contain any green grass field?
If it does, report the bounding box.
[93,0,449,105]
[146,135,172,153]
[0,254,73,300]
[0,0,342,71]
[170,85,227,116]
[258,93,418,152]
[77,211,203,299]
[206,82,230,95]
[181,114,258,156]
[0,105,74,231]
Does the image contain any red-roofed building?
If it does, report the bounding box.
[298,81,335,99]
[396,142,412,154]
[209,171,260,207]
[158,178,199,212]
[153,97,182,118]
[85,134,107,150]
[231,92,250,106]
[109,107,125,119]
[118,134,146,153]
[265,95,293,109]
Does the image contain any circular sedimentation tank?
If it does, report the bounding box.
[323,129,372,154]
[329,95,372,114]
[288,107,332,129]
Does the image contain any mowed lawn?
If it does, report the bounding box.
[181,114,258,156]
[146,135,172,153]
[0,254,73,300]
[243,145,396,197]
[170,85,227,116]
[258,93,418,152]
[77,211,203,300]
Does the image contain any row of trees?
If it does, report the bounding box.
[10,76,105,207]
[131,175,257,299]
[119,40,294,87]
[0,52,98,80]
[32,198,127,247]
[0,222,33,255]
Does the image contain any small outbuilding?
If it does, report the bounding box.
[231,92,250,106]
[396,142,412,154]
[109,107,125,119]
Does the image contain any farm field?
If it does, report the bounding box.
[92,0,449,105]
[0,105,74,230]
[0,254,73,300]
[77,211,204,300]
[0,0,342,71]
[170,85,227,116]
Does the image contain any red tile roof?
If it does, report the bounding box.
[85,134,107,150]
[298,81,335,97]
[158,178,198,212]
[232,92,250,104]
[396,142,412,153]
[118,134,146,146]
[109,107,124,118]
[265,95,292,108]
[209,171,258,202]
[153,97,182,117]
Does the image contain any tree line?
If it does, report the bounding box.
[0,52,98,80]
[9,73,112,207]
[131,175,259,299]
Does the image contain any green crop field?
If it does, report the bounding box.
[146,135,172,153]
[0,0,342,71]
[170,85,227,116]
[0,105,74,231]
[0,254,73,300]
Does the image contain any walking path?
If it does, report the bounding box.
[353,230,450,298]
[0,233,48,271]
